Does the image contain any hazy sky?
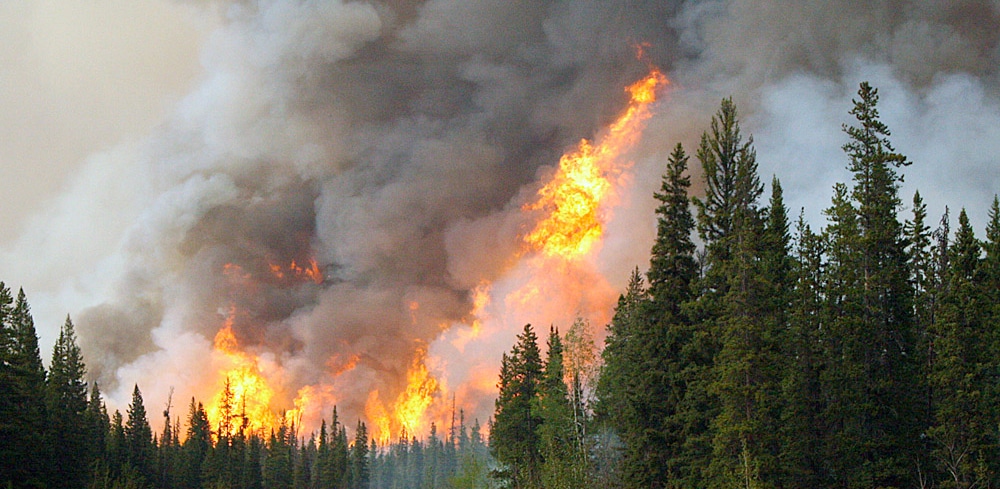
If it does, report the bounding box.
[0,0,206,240]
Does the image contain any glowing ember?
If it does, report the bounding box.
[268,258,323,284]
[524,68,668,260]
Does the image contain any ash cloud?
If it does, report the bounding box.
[2,0,999,428]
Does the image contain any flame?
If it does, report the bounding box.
[524,68,667,260]
[363,348,440,444]
[268,258,323,284]
[206,312,284,436]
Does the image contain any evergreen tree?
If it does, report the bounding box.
[263,423,294,489]
[85,382,111,477]
[491,324,543,489]
[316,419,334,488]
[594,268,645,430]
[982,196,1000,323]
[293,436,315,489]
[926,209,997,487]
[779,214,828,487]
[0,287,48,487]
[706,142,783,489]
[536,327,584,489]
[125,384,155,484]
[107,410,128,480]
[47,315,91,489]
[158,391,180,489]
[824,81,921,487]
[181,398,211,488]
[351,421,370,489]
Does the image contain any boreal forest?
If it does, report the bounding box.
[4,82,1000,489]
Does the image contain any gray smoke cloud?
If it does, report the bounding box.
[2,0,998,431]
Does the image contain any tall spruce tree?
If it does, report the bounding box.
[705,130,785,489]
[85,383,111,476]
[125,384,155,483]
[779,214,828,487]
[491,324,543,489]
[0,287,48,487]
[926,209,997,486]
[351,420,371,489]
[47,315,91,489]
[637,143,699,488]
[824,81,921,487]
[181,398,211,488]
[536,327,583,489]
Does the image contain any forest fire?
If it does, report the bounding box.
[206,311,285,436]
[198,68,667,441]
[364,348,440,444]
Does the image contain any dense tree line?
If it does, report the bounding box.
[0,286,493,489]
[490,82,1000,489]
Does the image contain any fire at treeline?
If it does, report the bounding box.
[5,78,1000,489]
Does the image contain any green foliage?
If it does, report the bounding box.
[125,385,155,484]
[491,324,543,488]
[0,286,49,487]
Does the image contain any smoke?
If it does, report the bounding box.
[2,0,998,431]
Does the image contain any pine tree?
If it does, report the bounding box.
[779,214,828,487]
[107,410,127,479]
[926,209,997,486]
[125,384,155,483]
[181,398,211,489]
[84,383,111,477]
[491,324,543,489]
[0,287,48,487]
[264,422,294,489]
[47,315,91,489]
[329,407,351,487]
[706,144,784,489]
[536,327,584,489]
[823,81,921,487]
[594,268,645,430]
[352,421,371,489]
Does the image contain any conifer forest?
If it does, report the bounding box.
[5,80,1000,489]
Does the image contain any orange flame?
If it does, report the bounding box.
[524,68,668,260]
[363,348,440,444]
[268,258,323,284]
[207,312,284,436]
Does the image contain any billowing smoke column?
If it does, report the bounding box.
[68,0,685,434]
[5,0,998,438]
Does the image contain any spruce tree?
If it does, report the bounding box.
[536,327,583,489]
[926,209,997,486]
[0,287,48,487]
[85,382,111,475]
[823,82,921,487]
[352,420,371,489]
[181,398,211,489]
[706,142,784,489]
[779,214,828,487]
[47,315,91,489]
[491,324,543,489]
[125,384,155,483]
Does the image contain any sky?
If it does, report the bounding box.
[1,0,998,431]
